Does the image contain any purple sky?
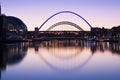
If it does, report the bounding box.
[1,0,120,31]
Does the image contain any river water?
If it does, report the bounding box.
[0,40,120,80]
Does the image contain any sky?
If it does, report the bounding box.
[1,0,120,31]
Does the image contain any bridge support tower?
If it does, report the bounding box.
[34,27,39,38]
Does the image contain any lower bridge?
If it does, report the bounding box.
[27,31,91,41]
[26,31,120,42]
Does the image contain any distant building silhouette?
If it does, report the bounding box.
[0,16,28,42]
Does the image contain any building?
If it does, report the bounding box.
[0,5,28,42]
[5,16,28,41]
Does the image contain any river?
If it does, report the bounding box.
[0,40,120,80]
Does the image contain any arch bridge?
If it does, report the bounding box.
[33,11,93,40]
[47,21,84,31]
[38,11,92,31]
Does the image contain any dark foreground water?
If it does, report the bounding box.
[0,40,120,80]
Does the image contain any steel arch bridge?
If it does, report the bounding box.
[46,21,84,31]
[39,11,93,31]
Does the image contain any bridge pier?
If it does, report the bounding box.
[34,27,39,38]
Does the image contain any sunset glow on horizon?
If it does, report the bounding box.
[1,0,120,31]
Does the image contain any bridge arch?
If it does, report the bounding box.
[47,21,84,31]
[39,11,92,30]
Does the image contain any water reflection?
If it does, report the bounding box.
[33,40,93,71]
[32,40,120,71]
[33,40,120,54]
[0,43,28,79]
[0,40,120,80]
[90,42,120,54]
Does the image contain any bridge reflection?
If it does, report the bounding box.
[38,42,92,71]
[32,40,120,54]
[0,40,119,78]
[32,40,120,71]
[0,41,119,69]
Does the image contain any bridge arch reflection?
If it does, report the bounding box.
[36,40,93,71]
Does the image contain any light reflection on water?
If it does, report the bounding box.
[0,40,120,80]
